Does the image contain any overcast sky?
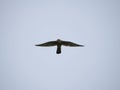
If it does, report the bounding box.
[0,0,120,90]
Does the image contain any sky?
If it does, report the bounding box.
[0,0,120,90]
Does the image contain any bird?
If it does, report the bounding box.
[35,39,84,54]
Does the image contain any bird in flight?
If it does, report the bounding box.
[35,39,84,54]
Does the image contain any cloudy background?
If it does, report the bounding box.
[0,0,120,90]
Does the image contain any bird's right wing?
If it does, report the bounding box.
[62,41,84,47]
[35,41,57,47]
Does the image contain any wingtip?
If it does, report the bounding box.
[35,44,39,46]
[79,45,84,47]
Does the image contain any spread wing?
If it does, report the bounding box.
[35,41,57,47]
[62,41,84,47]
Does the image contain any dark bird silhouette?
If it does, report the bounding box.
[35,39,84,54]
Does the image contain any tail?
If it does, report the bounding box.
[56,46,61,54]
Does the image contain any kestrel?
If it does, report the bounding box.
[35,39,84,54]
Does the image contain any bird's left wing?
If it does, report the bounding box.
[35,41,57,47]
[62,41,84,47]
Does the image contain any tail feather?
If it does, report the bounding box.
[56,46,61,54]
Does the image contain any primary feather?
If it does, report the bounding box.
[62,41,84,47]
[35,41,57,46]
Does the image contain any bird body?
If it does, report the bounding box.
[35,39,84,54]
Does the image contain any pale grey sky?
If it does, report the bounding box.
[0,0,120,90]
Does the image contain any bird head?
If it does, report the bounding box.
[57,39,61,43]
[57,39,61,41]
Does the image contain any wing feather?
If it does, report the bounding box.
[35,41,57,46]
[62,41,84,47]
